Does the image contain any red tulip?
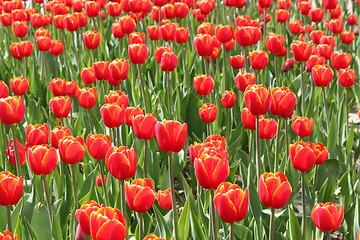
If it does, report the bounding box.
[106,2,122,17]
[12,21,28,38]
[160,51,178,71]
[0,230,19,240]
[330,51,352,70]
[49,96,72,119]
[265,33,285,55]
[78,87,97,109]
[311,203,343,232]
[241,108,258,130]
[26,123,49,146]
[258,172,292,209]
[234,71,256,92]
[313,142,328,165]
[175,27,189,44]
[27,144,59,175]
[348,14,358,25]
[50,126,72,149]
[215,25,234,43]
[289,20,303,34]
[306,55,325,72]
[321,0,338,9]
[229,55,245,69]
[193,74,215,96]
[193,34,215,57]
[105,91,129,108]
[76,201,102,236]
[221,91,236,108]
[81,67,96,85]
[112,22,126,38]
[249,50,268,70]
[147,25,161,41]
[270,87,297,118]
[129,32,145,44]
[65,81,79,98]
[105,146,137,180]
[85,1,100,17]
[95,175,107,187]
[340,31,355,45]
[157,188,172,210]
[9,76,29,95]
[198,103,217,123]
[0,96,25,125]
[329,18,343,34]
[244,84,270,115]
[119,15,136,34]
[298,1,311,15]
[160,23,176,41]
[289,141,316,172]
[310,30,325,44]
[86,134,111,160]
[83,30,101,49]
[49,40,64,56]
[90,207,127,240]
[0,81,9,98]
[259,118,277,140]
[92,61,110,81]
[213,182,248,223]
[319,35,336,49]
[311,64,334,87]
[132,113,157,140]
[290,40,313,62]
[194,151,229,189]
[0,171,24,206]
[59,136,85,164]
[155,120,187,153]
[5,139,26,166]
[235,26,262,47]
[338,68,356,87]
[100,103,125,128]
[308,8,324,23]
[128,44,149,64]
[49,78,67,96]
[125,178,155,213]
[291,116,313,138]
[124,107,143,126]
[275,9,290,23]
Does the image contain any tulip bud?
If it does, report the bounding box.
[49,96,72,119]
[199,103,217,123]
[83,30,101,49]
[27,144,59,175]
[77,87,97,109]
[5,139,26,166]
[128,44,149,64]
[311,64,334,87]
[193,74,215,96]
[311,202,344,232]
[50,126,72,149]
[229,55,245,69]
[338,68,356,87]
[289,141,316,172]
[291,116,313,138]
[86,134,111,160]
[125,178,155,212]
[221,91,236,108]
[157,188,172,210]
[155,120,187,153]
[0,171,24,206]
[259,118,277,140]
[244,84,270,115]
[10,76,29,95]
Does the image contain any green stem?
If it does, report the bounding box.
[169,153,179,240]
[322,87,329,132]
[269,208,275,240]
[143,140,148,178]
[11,125,21,177]
[41,175,53,224]
[87,109,94,133]
[120,179,127,239]
[230,222,234,240]
[139,212,143,240]
[327,231,331,239]
[1,123,7,171]
[167,71,173,119]
[266,140,272,171]
[7,205,12,232]
[301,171,306,240]
[256,116,262,179]
[345,89,349,138]
[210,189,217,240]
[137,64,151,113]
[99,160,110,206]
[181,45,187,87]
[301,63,306,116]
[225,109,231,140]
[274,118,281,172]
[70,164,79,207]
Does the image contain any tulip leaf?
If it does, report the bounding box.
[234,223,253,240]
[178,197,190,240]
[31,203,52,240]
[346,123,354,154]
[0,206,6,230]
[189,204,206,240]
[78,166,96,203]
[287,206,302,240]
[153,206,172,239]
[327,116,338,153]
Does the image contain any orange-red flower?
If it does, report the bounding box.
[291,116,313,138]
[308,8,324,23]
[290,40,313,62]
[193,74,215,96]
[155,120,187,153]
[49,96,72,119]
[49,40,64,56]
[235,71,256,92]
[49,78,67,96]
[93,61,110,81]
[81,67,96,85]
[270,87,297,118]
[244,84,270,115]
[229,55,245,69]
[90,207,127,240]
[249,50,268,70]
[27,144,59,175]
[289,141,316,172]
[9,76,29,96]
[86,134,111,160]
[0,81,9,98]
[12,21,28,38]
[83,30,101,49]
[289,20,303,34]
[340,31,355,45]
[125,178,156,213]
[76,201,102,236]
[235,26,262,47]
[221,91,236,108]
[0,96,25,125]
[132,113,157,140]
[5,139,26,166]
[199,103,217,123]
[311,202,344,232]
[50,126,72,149]
[258,172,292,209]
[306,55,325,72]
[313,142,328,165]
[59,136,85,164]
[213,182,248,222]
[128,44,149,64]
[78,87,97,109]
[338,68,356,87]
[241,108,257,130]
[124,107,143,126]
[265,33,285,55]
[215,25,234,43]
[157,188,172,210]
[0,230,19,240]
[330,51,352,70]
[100,103,125,128]
[26,123,49,146]
[160,51,178,71]
[106,146,137,180]
[259,118,277,140]
[0,171,24,206]
[311,64,334,87]
[275,9,289,23]
[193,34,215,57]
[105,91,129,108]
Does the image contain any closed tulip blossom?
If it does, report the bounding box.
[317,44,333,60]
[340,31,355,45]
[144,235,166,240]
[213,182,249,223]
[258,172,292,209]
[193,74,215,96]
[289,141,316,172]
[0,96,25,125]
[234,71,256,92]
[244,84,270,115]
[259,118,277,140]
[291,116,314,138]
[27,144,59,175]
[331,52,352,70]
[313,143,328,165]
[221,91,236,108]
[105,146,137,180]
[26,123,49,146]
[81,67,96,85]
[83,30,101,50]
[265,33,285,55]
[109,59,129,81]
[160,51,178,71]
[128,44,149,64]
[338,68,356,87]
[78,87,97,109]
[86,134,111,160]
[194,151,229,189]
[92,61,110,81]
[90,207,127,240]
[49,96,72,119]
[157,188,172,210]
[76,201,103,236]
[59,136,85,164]
[49,78,67,96]
[5,139,26,166]
[0,171,24,206]
[229,55,245,69]
[199,103,217,123]
[155,120,187,153]
[269,87,297,118]
[193,34,215,57]
[100,103,125,128]
[306,55,325,72]
[124,107,143,126]
[0,230,19,240]
[50,126,72,149]
[311,64,334,87]
[125,178,156,213]
[311,202,344,232]
[9,76,29,95]
[249,50,268,70]
[235,26,262,47]
[290,41,313,62]
[288,20,303,34]
[132,113,157,140]
[0,81,9,98]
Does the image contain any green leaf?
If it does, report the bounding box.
[178,197,190,240]
[288,206,302,240]
[327,116,338,153]
[31,203,52,240]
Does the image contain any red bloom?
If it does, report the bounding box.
[249,50,268,70]
[311,202,344,232]
[244,84,270,115]
[157,188,172,210]
[49,96,72,119]
[221,91,236,108]
[289,141,316,172]
[234,71,256,92]
[155,120,187,153]
[193,74,215,95]
[9,76,29,96]
[49,126,72,149]
[291,116,314,138]
[0,171,24,206]
[106,146,137,180]
[259,118,277,139]
[59,136,85,164]
[270,87,297,118]
[125,178,156,213]
[311,64,334,87]
[5,139,26,166]
[86,134,111,160]
[27,144,59,175]
[338,68,356,87]
[77,87,97,109]
[0,96,25,125]
[76,201,102,236]
[128,44,149,64]
[83,30,101,49]
[132,113,157,140]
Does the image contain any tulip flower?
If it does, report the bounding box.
[0,96,25,125]
[105,146,137,180]
[81,67,97,85]
[275,9,289,23]
[313,143,329,165]
[36,36,51,51]
[155,120,187,153]
[90,207,127,240]
[100,103,125,128]
[76,201,102,236]
[119,15,136,34]
[175,27,189,44]
[83,30,101,50]
[235,26,262,47]
[144,235,166,240]
[95,175,107,187]
[109,59,129,81]
[105,91,129,108]
[244,84,270,115]
[265,33,285,55]
[310,30,325,45]
[128,44,149,64]
[308,8,324,23]
[50,126,72,149]
[288,20,303,34]
[125,178,155,213]
[132,113,157,140]
[311,203,343,232]
[193,74,215,96]
[49,96,72,119]
[160,51,178,71]
[229,55,245,69]
[193,34,215,57]
[289,141,316,172]
[59,136,85,164]
[338,68,356,87]
[213,182,249,222]
[157,188,172,210]
[234,71,256,92]
[27,144,59,175]
[92,61,110,81]
[306,55,325,72]
[49,40,64,55]
[9,76,29,96]
[340,31,355,45]
[259,118,277,140]
[291,117,313,138]
[290,41,313,62]
[221,91,236,108]
[317,44,333,60]
[0,81,9,98]
[65,81,79,98]
[194,152,229,189]
[86,134,111,160]
[154,46,172,63]
[12,21,28,38]
[331,52,352,70]
[258,172,292,209]
[320,36,336,49]
[148,25,161,41]
[106,2,122,17]
[249,50,268,70]
[199,103,217,123]
[0,171,24,206]
[215,25,234,43]
[5,139,26,166]
[270,87,297,118]
[85,1,100,17]
[26,123,49,146]
[160,23,176,41]
[0,230,19,240]
[311,64,333,87]
[77,87,97,109]
[124,107,143,126]
[49,78,67,96]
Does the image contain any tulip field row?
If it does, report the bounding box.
[0,0,359,239]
